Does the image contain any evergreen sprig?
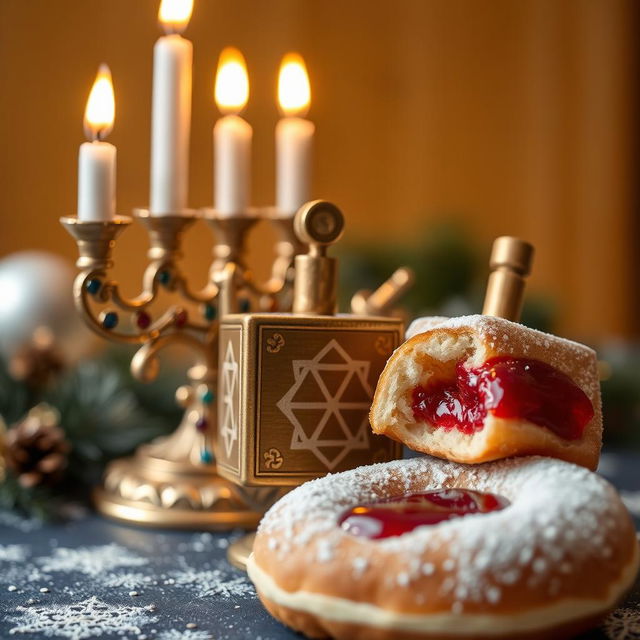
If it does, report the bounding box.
[0,347,182,518]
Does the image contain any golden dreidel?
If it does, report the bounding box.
[223,200,411,570]
[216,201,404,488]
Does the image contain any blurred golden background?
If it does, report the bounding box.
[0,0,637,341]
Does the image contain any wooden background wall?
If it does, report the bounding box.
[0,0,637,341]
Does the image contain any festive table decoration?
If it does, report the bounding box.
[0,350,181,520]
[3,405,69,489]
[8,328,64,390]
[0,251,94,366]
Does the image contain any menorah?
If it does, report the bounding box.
[61,201,412,528]
[60,206,304,528]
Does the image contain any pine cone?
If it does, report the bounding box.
[4,405,70,488]
[8,327,65,389]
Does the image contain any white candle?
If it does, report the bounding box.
[213,47,252,216]
[150,0,193,215]
[276,53,314,217]
[78,142,116,222]
[276,118,314,216]
[78,64,116,222]
[214,115,252,215]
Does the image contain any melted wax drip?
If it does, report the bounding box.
[339,489,508,540]
[412,357,594,439]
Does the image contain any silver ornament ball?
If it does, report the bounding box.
[0,251,95,363]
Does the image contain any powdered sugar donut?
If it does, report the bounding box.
[248,456,638,640]
[370,315,602,470]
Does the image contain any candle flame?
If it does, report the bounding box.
[214,47,249,115]
[158,0,194,34]
[278,53,310,117]
[84,64,115,141]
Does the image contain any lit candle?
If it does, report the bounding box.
[150,0,193,215]
[77,64,116,222]
[213,47,252,217]
[276,53,314,217]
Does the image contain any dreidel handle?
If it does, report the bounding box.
[292,201,345,315]
[351,267,414,316]
[482,236,534,322]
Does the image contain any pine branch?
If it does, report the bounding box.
[0,472,61,521]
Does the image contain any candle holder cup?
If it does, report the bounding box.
[61,207,302,529]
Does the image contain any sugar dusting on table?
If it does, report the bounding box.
[6,596,158,639]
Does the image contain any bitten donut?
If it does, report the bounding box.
[370,315,602,470]
[248,456,638,640]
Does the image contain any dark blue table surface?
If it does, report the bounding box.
[1,451,640,640]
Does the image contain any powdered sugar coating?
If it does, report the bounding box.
[406,316,450,339]
[405,314,599,399]
[257,455,633,609]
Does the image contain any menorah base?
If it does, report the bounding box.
[227,532,256,570]
[94,447,278,530]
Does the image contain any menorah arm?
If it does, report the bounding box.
[151,264,219,305]
[72,270,148,344]
[62,214,221,345]
[130,330,216,383]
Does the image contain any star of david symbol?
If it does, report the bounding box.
[220,341,239,459]
[277,339,372,470]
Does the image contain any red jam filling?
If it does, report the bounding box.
[411,357,594,439]
[339,489,508,540]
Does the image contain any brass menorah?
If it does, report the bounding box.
[61,206,303,528]
[62,199,414,532]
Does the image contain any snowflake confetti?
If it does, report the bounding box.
[7,595,157,639]
[0,544,28,563]
[0,563,48,586]
[102,572,155,590]
[37,544,147,576]
[156,630,213,640]
[169,568,254,599]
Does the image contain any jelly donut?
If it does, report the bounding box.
[370,315,602,470]
[248,456,638,640]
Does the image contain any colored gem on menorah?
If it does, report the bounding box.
[200,449,213,464]
[135,310,152,330]
[175,309,188,327]
[158,269,171,286]
[201,389,214,404]
[239,297,251,313]
[86,278,102,296]
[101,311,119,330]
[195,416,208,432]
[203,303,217,321]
